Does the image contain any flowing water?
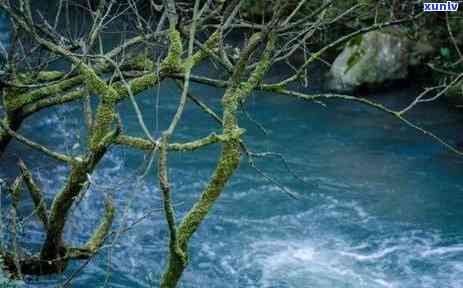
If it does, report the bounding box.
[1,9,463,288]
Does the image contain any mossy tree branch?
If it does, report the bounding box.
[66,199,115,260]
[159,24,277,287]
[0,120,75,163]
[115,132,243,152]
[17,159,49,229]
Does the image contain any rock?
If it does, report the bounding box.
[444,80,463,105]
[327,31,411,93]
[409,38,435,67]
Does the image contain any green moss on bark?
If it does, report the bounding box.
[161,27,184,73]
[6,76,83,111]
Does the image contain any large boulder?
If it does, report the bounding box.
[327,31,412,92]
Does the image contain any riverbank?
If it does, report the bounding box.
[242,1,462,103]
